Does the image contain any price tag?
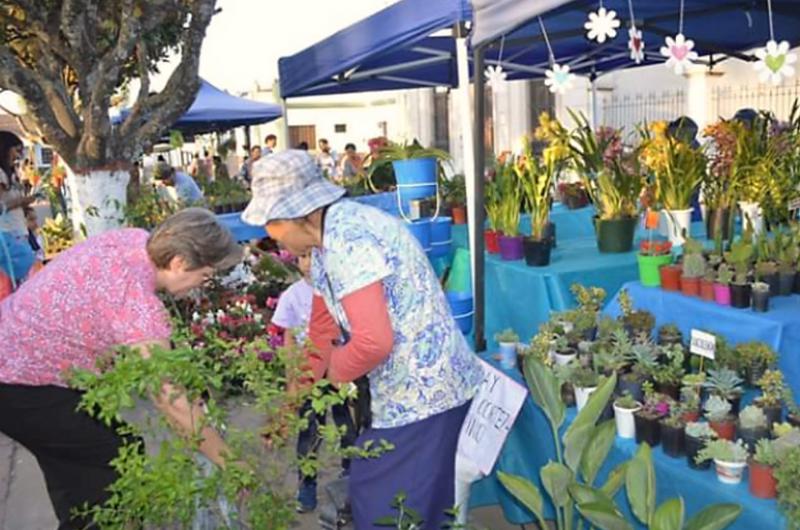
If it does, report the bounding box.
[690,329,716,360]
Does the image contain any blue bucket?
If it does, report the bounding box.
[430,216,452,258]
[393,158,437,201]
[446,291,473,335]
[407,218,432,252]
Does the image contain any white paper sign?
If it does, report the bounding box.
[690,329,716,360]
[456,359,528,476]
[789,197,800,211]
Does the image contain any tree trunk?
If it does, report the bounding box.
[65,166,129,238]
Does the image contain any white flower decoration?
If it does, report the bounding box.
[754,40,797,85]
[660,33,698,75]
[585,7,620,43]
[628,26,645,63]
[484,65,508,92]
[544,63,576,94]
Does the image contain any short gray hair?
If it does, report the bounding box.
[147,208,242,271]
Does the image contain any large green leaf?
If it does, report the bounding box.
[600,462,628,497]
[580,420,616,486]
[626,443,656,526]
[651,498,684,530]
[683,504,742,530]
[523,357,565,431]
[540,462,574,508]
[569,483,617,507]
[497,472,545,523]
[576,501,634,530]
[563,373,617,471]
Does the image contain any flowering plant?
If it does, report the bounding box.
[639,239,672,256]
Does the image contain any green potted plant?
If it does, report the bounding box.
[751,438,779,499]
[660,409,687,458]
[737,405,769,452]
[495,328,520,370]
[703,119,741,242]
[652,343,685,399]
[495,163,524,261]
[756,260,779,298]
[618,337,659,401]
[714,263,734,305]
[518,150,558,267]
[752,281,770,312]
[637,239,673,287]
[696,439,749,484]
[680,384,701,422]
[679,237,706,297]
[700,267,717,301]
[704,394,735,440]
[551,335,577,366]
[613,391,641,439]
[441,174,467,224]
[755,369,785,429]
[572,366,600,411]
[775,446,800,523]
[724,237,754,308]
[685,421,718,469]
[736,341,777,386]
[634,382,671,446]
[704,368,744,414]
[368,140,450,202]
[778,236,798,295]
[657,323,683,346]
[484,176,503,254]
[617,289,655,339]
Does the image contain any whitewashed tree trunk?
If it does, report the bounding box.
[65,167,129,238]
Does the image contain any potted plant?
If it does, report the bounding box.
[714,263,734,306]
[484,177,503,254]
[752,281,770,312]
[657,323,683,346]
[660,410,686,458]
[634,382,671,446]
[703,120,742,243]
[652,343,685,399]
[704,368,744,414]
[570,284,605,339]
[700,268,717,301]
[775,446,800,523]
[725,238,754,309]
[618,289,655,339]
[496,164,524,261]
[519,148,560,267]
[696,439,749,484]
[638,239,673,287]
[756,260,779,298]
[737,405,769,452]
[613,391,641,439]
[680,384,701,422]
[704,395,736,440]
[368,140,449,202]
[495,329,519,370]
[750,438,779,499]
[441,174,467,224]
[572,366,600,411]
[618,336,658,401]
[659,262,682,292]
[680,238,706,297]
[755,369,785,429]
[777,232,798,295]
[736,341,777,386]
[551,335,577,366]
[685,421,718,470]
[557,181,590,209]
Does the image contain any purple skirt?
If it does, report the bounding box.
[349,402,470,529]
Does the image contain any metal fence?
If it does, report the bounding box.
[601,90,687,131]
[712,80,800,121]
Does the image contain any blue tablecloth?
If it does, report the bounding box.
[469,357,786,529]
[606,281,800,399]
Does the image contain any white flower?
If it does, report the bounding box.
[585,7,620,44]
[192,311,201,322]
[204,312,216,326]
[660,33,698,75]
[628,26,645,63]
[484,65,507,92]
[544,63,576,95]
[254,313,263,323]
[754,40,797,85]
[215,309,225,321]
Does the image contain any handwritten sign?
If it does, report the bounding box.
[690,329,716,360]
[456,359,527,476]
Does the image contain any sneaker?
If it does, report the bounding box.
[296,482,317,513]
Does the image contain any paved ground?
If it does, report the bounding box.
[0,431,532,530]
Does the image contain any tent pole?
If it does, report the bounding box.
[590,73,598,130]
[473,44,487,353]
[281,97,290,149]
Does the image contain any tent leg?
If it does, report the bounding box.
[472,45,487,353]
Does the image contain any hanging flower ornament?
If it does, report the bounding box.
[755,40,796,85]
[628,26,645,63]
[660,33,698,74]
[585,6,620,43]
[484,65,508,92]
[544,63,576,94]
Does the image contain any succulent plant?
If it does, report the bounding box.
[724,238,753,285]
[756,260,778,279]
[754,438,779,466]
[495,328,519,344]
[736,341,777,368]
[716,263,733,285]
[571,366,600,388]
[752,281,770,293]
[680,385,700,410]
[703,368,744,400]
[704,394,732,422]
[614,391,640,410]
[773,422,800,438]
[696,439,749,464]
[682,252,707,278]
[739,405,768,430]
[685,421,718,440]
[756,369,786,407]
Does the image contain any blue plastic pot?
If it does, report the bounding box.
[407,218,432,252]
[430,216,452,258]
[392,158,437,201]
[446,291,473,335]
[498,342,517,370]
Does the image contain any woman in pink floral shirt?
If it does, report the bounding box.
[0,208,242,530]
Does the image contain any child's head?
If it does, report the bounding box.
[296,251,311,278]
[23,207,37,231]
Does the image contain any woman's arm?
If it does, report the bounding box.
[307,294,339,379]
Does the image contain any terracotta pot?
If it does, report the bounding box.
[660,265,682,291]
[680,276,701,297]
[451,206,467,225]
[710,419,736,440]
[749,461,777,499]
[682,410,700,423]
[484,230,501,254]
[700,280,716,301]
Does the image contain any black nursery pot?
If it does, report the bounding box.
[634,413,662,447]
[779,272,795,296]
[752,288,770,312]
[685,434,712,470]
[760,404,783,431]
[729,394,742,415]
[545,222,557,249]
[618,376,644,402]
[745,362,767,387]
[762,273,780,298]
[794,272,800,294]
[730,283,752,309]
[738,425,769,452]
[661,423,685,458]
[523,237,552,267]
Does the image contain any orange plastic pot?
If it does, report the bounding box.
[749,461,777,499]
[660,265,682,292]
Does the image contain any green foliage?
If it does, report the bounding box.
[756,369,785,407]
[703,395,732,422]
[703,368,744,401]
[696,439,749,465]
[685,422,717,440]
[123,185,179,229]
[724,238,754,284]
[495,328,519,344]
[738,405,767,430]
[754,439,779,466]
[441,174,466,206]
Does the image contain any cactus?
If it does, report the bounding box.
[682,253,706,278]
[716,263,733,284]
[724,238,753,284]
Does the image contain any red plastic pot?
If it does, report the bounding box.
[451,206,467,225]
[682,410,700,423]
[710,420,736,441]
[749,461,777,499]
[660,265,682,291]
[714,283,732,306]
[700,280,716,301]
[484,230,501,254]
[681,276,701,297]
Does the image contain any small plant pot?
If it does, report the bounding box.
[713,283,732,306]
[680,276,701,297]
[660,422,685,458]
[788,412,800,428]
[713,459,747,485]
[749,462,777,499]
[523,237,552,267]
[499,235,524,261]
[561,383,576,407]
[759,404,783,431]
[752,288,770,312]
[575,386,598,411]
[660,265,682,291]
[779,271,795,296]
[498,342,517,370]
[596,217,637,253]
[552,351,577,366]
[709,419,736,441]
[484,230,501,254]
[655,381,680,400]
[638,254,673,287]
[762,272,779,298]
[451,206,467,225]
[700,280,716,301]
[634,413,663,447]
[613,404,641,439]
[729,394,742,415]
[744,363,767,387]
[686,435,712,469]
[737,425,768,452]
[730,283,751,309]
[617,377,644,403]
[682,410,700,423]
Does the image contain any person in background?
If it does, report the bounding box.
[271,251,356,513]
[202,149,214,182]
[154,162,205,205]
[733,108,758,127]
[213,155,230,181]
[0,133,35,284]
[23,207,45,262]
[127,161,142,204]
[241,151,483,529]
[296,141,309,151]
[315,139,338,180]
[338,143,362,180]
[238,155,251,183]
[0,209,243,530]
[246,145,263,181]
[264,134,278,155]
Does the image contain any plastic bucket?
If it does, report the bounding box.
[407,218,432,252]
[393,158,437,201]
[637,253,673,287]
[446,291,473,335]
[430,216,452,258]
